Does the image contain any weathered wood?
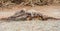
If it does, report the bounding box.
[1,9,60,21]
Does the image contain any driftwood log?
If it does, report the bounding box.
[1,9,60,21]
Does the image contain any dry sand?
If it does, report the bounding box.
[0,20,60,31]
